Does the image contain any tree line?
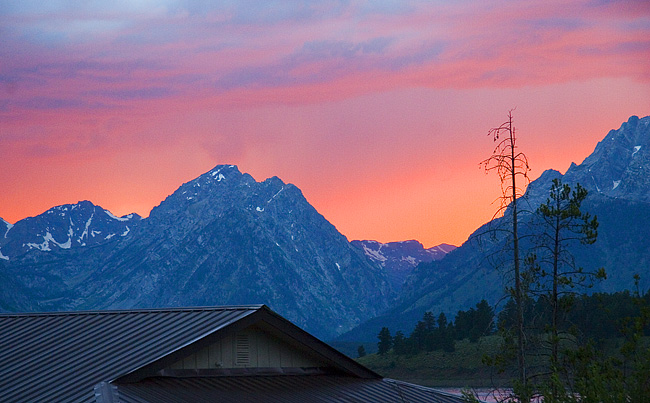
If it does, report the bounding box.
[372,290,649,358]
[498,289,650,342]
[374,299,495,356]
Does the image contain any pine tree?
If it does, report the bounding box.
[533,179,605,399]
[377,327,393,355]
[471,299,495,342]
[393,331,409,355]
[410,320,429,354]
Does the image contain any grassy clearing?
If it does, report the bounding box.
[356,334,643,389]
[356,336,509,387]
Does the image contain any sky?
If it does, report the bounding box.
[1,1,649,247]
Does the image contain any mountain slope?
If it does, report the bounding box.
[0,165,393,339]
[564,115,650,202]
[339,115,650,342]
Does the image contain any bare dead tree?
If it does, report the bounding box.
[480,109,532,402]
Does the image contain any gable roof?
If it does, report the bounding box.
[1,305,469,403]
[0,305,382,403]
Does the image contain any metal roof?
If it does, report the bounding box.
[114,375,467,403]
[0,305,469,403]
[0,306,261,403]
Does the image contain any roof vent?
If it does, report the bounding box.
[235,334,250,366]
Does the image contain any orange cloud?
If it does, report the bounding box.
[1,1,649,246]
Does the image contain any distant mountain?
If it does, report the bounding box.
[351,240,456,289]
[0,165,394,339]
[338,115,650,342]
[0,201,141,260]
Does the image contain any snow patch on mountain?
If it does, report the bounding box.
[1,218,12,239]
[104,209,130,222]
[268,186,285,203]
[359,241,388,263]
[80,213,94,241]
[26,231,72,251]
[208,168,226,182]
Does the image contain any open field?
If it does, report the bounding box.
[355,335,640,389]
[356,336,509,388]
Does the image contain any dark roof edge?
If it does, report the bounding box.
[256,306,382,379]
[0,304,266,317]
[384,379,488,403]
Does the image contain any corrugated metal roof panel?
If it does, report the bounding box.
[1,305,471,403]
[0,306,261,403]
[116,375,469,403]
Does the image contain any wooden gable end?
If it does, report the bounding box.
[115,306,380,384]
[166,324,328,370]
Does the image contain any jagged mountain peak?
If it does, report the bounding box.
[579,115,649,170]
[562,115,650,201]
[352,240,456,264]
[148,164,298,225]
[180,164,253,192]
[521,116,650,210]
[0,201,141,260]
[39,200,142,223]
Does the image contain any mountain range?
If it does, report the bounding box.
[0,166,397,339]
[1,115,649,342]
[338,114,650,341]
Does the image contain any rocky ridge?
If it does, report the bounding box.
[0,165,393,339]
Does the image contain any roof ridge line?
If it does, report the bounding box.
[0,304,267,317]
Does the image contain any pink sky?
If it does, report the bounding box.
[1,1,649,247]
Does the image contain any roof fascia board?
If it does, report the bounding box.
[252,308,381,379]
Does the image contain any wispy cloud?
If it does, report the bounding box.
[0,0,648,245]
[2,0,648,111]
